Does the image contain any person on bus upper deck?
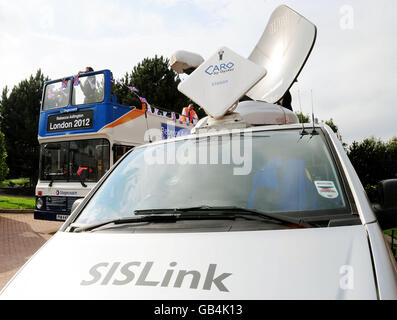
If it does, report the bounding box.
[78,67,94,75]
[78,67,96,104]
[181,104,198,124]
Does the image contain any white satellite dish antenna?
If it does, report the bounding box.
[171,5,316,130]
[177,47,266,120]
[246,5,317,103]
[171,6,317,104]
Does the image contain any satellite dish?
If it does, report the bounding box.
[178,47,266,119]
[246,5,317,103]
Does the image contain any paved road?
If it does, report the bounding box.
[0,213,63,291]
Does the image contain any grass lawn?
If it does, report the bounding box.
[384,228,397,237]
[0,196,35,209]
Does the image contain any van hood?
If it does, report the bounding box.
[0,225,377,300]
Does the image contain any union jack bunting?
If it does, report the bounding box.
[62,78,67,89]
[146,105,152,113]
[73,75,80,86]
[162,111,167,117]
[129,86,139,92]
[139,96,148,104]
[153,108,159,115]
[171,112,176,120]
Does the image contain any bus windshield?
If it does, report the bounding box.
[42,73,105,110]
[43,80,71,110]
[39,139,110,183]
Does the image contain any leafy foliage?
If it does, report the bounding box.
[295,112,339,135]
[324,118,338,133]
[112,55,206,116]
[347,137,397,202]
[0,130,9,181]
[0,70,48,184]
[295,112,310,123]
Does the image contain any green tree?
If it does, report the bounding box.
[0,88,9,182]
[385,137,397,180]
[0,70,48,185]
[384,137,397,209]
[295,112,310,123]
[347,137,392,202]
[324,118,339,133]
[295,113,341,134]
[323,118,346,147]
[112,55,205,116]
[0,131,9,181]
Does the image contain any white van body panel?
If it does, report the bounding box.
[365,222,397,299]
[1,225,377,300]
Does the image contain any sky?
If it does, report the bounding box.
[0,0,396,145]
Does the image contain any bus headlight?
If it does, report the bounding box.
[36,197,44,210]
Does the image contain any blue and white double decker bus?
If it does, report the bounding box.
[35,69,193,221]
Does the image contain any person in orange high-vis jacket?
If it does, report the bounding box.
[181,104,198,124]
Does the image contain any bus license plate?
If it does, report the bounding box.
[56,214,69,221]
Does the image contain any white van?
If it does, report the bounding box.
[1,5,396,300]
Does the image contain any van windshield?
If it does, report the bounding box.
[75,129,353,226]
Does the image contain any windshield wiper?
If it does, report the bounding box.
[134,206,309,227]
[79,177,87,188]
[47,172,64,187]
[72,206,310,233]
[73,212,249,233]
[73,214,183,233]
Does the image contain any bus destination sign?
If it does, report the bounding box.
[47,110,94,132]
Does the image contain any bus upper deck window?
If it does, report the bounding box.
[72,73,105,106]
[43,80,71,110]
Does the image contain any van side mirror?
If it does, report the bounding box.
[373,179,397,230]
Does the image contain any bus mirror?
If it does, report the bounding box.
[71,198,84,213]
[373,179,397,230]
